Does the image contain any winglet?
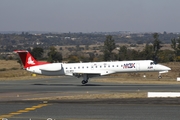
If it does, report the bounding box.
[14,50,48,68]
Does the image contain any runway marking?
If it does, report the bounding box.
[0,103,50,119]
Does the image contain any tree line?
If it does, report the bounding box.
[103,33,180,63]
[13,33,180,63]
[0,32,179,53]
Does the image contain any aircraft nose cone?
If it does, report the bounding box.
[167,67,171,70]
[157,64,171,71]
[163,65,171,71]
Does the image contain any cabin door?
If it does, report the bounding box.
[136,63,140,71]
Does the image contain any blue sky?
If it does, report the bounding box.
[0,0,180,32]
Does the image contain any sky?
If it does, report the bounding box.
[0,0,180,33]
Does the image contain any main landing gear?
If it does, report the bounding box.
[73,73,89,84]
[81,74,89,85]
[82,80,88,84]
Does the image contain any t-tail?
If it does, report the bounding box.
[14,50,48,68]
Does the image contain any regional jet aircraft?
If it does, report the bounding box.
[14,50,171,84]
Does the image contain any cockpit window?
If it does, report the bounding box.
[150,62,155,65]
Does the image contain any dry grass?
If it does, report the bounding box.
[0,60,20,69]
[26,92,147,100]
[0,60,51,80]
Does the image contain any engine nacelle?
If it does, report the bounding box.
[39,63,62,71]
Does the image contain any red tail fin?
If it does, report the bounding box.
[14,50,48,68]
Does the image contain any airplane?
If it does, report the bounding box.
[14,50,171,84]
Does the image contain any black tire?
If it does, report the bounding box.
[82,80,86,84]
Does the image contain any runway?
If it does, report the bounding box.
[1,102,180,120]
[1,76,180,94]
[0,76,180,101]
[1,76,180,120]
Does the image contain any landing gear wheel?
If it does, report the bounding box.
[82,80,87,84]
[158,76,162,79]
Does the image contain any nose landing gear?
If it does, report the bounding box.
[158,75,162,79]
[158,73,162,79]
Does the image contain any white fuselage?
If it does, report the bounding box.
[26,60,170,77]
